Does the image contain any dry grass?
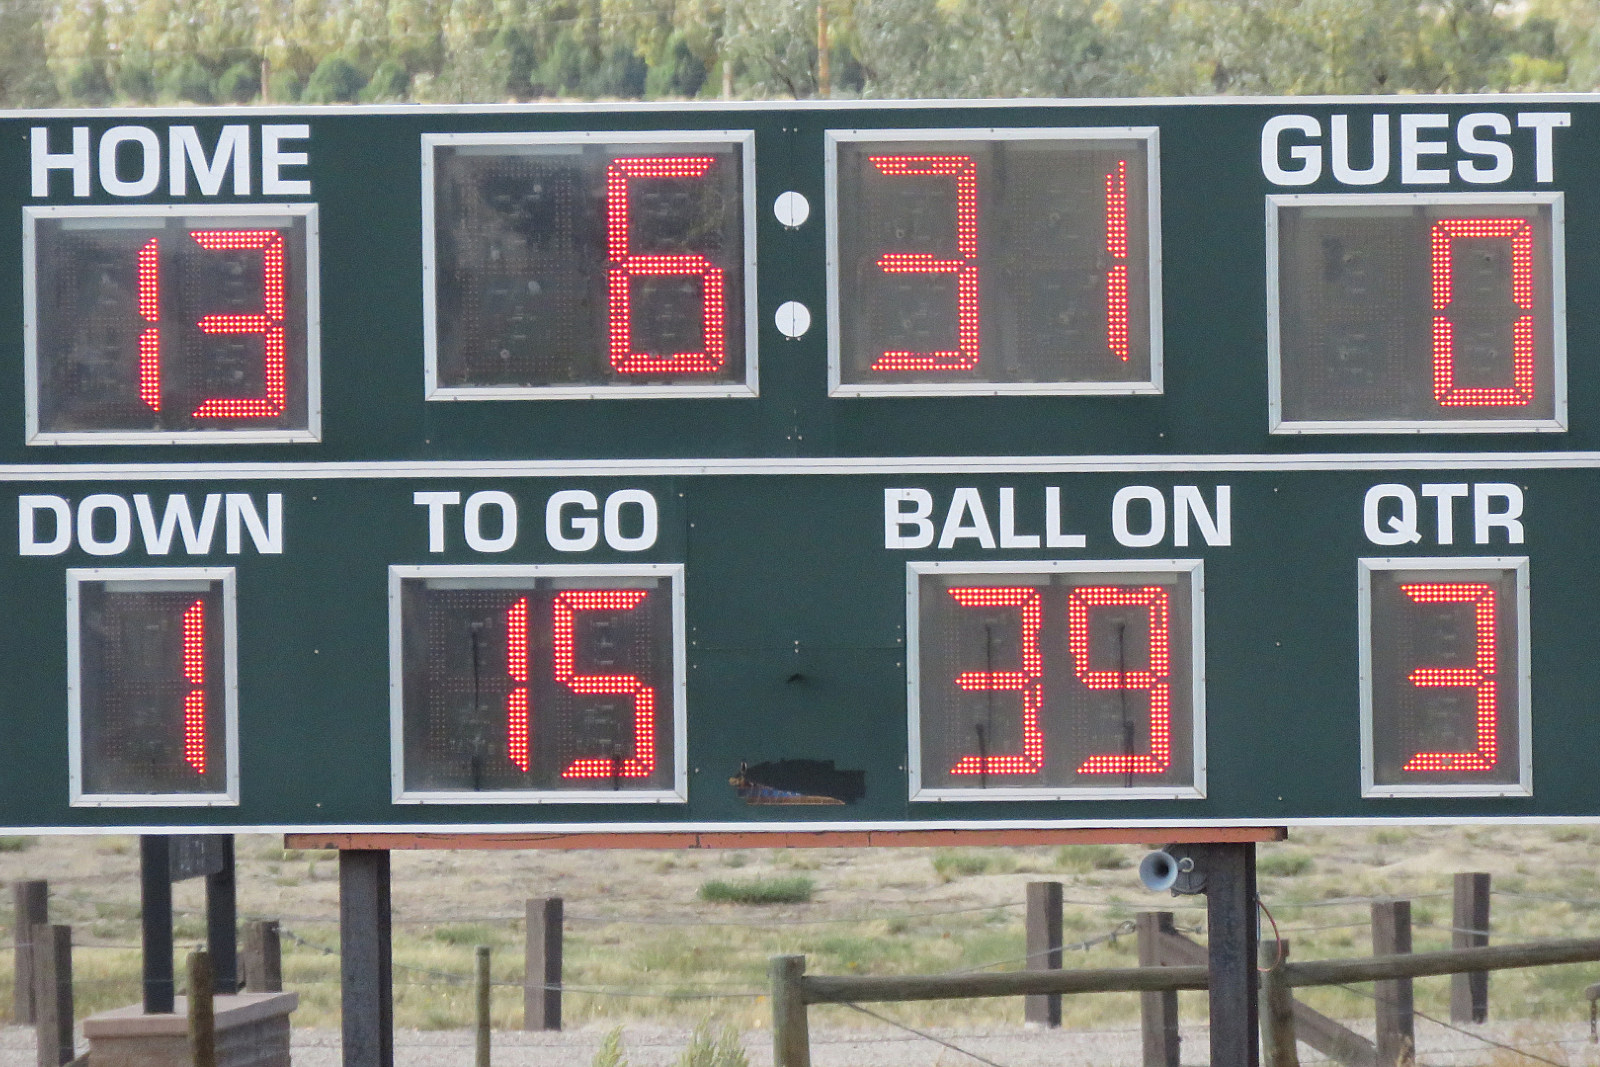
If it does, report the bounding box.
[0,827,1598,1043]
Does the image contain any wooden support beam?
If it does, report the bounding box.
[1371,900,1413,1067]
[1023,881,1062,1028]
[285,826,1287,851]
[242,919,283,993]
[31,924,72,1067]
[1281,936,1600,986]
[1136,912,1182,1067]
[1451,872,1490,1024]
[188,950,216,1067]
[13,881,48,1025]
[523,898,562,1032]
[1258,940,1298,1067]
[803,963,1210,1003]
[771,955,810,1067]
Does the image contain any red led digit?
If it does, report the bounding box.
[1399,582,1499,773]
[606,157,726,375]
[1069,586,1172,775]
[137,238,161,412]
[506,597,530,773]
[1105,160,1130,362]
[1430,218,1535,408]
[870,155,980,372]
[555,589,657,780]
[180,599,206,774]
[946,586,1044,776]
[188,229,288,418]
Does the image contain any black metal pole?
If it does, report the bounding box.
[1200,843,1259,1067]
[139,835,175,1014]
[340,850,394,1067]
[205,836,238,994]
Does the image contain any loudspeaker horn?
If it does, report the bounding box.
[1138,849,1194,892]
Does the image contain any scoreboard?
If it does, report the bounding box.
[3,97,1599,832]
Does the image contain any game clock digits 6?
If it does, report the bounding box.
[25,206,320,445]
[908,561,1204,801]
[391,565,687,803]
[424,132,756,400]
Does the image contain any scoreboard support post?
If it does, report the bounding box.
[1199,843,1259,1067]
[138,836,174,1015]
[339,850,394,1067]
[204,837,238,994]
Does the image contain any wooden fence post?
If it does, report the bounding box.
[1451,873,1490,1024]
[188,950,216,1067]
[523,898,562,1031]
[475,945,491,1067]
[13,881,48,1024]
[1023,881,1062,1028]
[32,924,71,1067]
[1371,900,1414,1067]
[1136,911,1181,1067]
[771,955,810,1067]
[242,919,283,993]
[1259,939,1299,1067]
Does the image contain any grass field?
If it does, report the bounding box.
[2,826,1600,1043]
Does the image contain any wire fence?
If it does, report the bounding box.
[8,848,1600,1067]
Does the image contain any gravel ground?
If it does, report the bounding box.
[4,1020,1600,1067]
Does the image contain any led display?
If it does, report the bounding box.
[424,133,755,398]
[1361,558,1530,796]
[909,561,1203,799]
[1271,194,1565,432]
[26,207,319,444]
[829,129,1159,395]
[68,569,237,805]
[392,566,685,801]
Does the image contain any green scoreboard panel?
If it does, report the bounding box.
[3,98,1599,831]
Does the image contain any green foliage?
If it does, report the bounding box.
[697,875,814,904]
[9,0,1600,104]
[1055,844,1130,873]
[1256,851,1314,877]
[645,32,710,98]
[430,923,501,945]
[267,68,304,103]
[60,61,112,106]
[303,54,366,103]
[162,56,216,103]
[676,1021,748,1067]
[362,59,411,102]
[593,1027,629,1067]
[932,849,995,881]
[218,61,263,103]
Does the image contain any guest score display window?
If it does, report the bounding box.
[827,128,1161,396]
[1360,558,1531,797]
[25,206,320,445]
[908,560,1204,801]
[67,569,239,806]
[1269,194,1566,433]
[390,565,687,803]
[423,132,757,400]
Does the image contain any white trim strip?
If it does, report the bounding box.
[7,93,1596,122]
[4,452,1600,480]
